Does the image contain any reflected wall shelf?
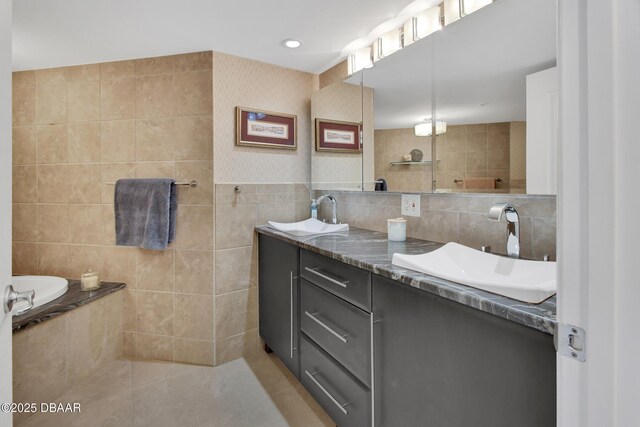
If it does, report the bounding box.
[390,161,433,166]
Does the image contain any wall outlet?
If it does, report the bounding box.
[401,194,421,217]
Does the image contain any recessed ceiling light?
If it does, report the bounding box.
[282,39,302,49]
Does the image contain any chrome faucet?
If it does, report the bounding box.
[487,203,520,258]
[316,195,338,224]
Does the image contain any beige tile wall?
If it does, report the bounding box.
[315,191,557,260]
[434,122,523,192]
[374,128,433,193]
[12,51,215,365]
[13,291,123,426]
[214,183,310,364]
[12,50,320,368]
[509,121,527,190]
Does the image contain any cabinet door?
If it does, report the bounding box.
[373,275,556,427]
[259,235,300,378]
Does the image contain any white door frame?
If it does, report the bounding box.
[0,0,13,424]
[557,0,640,425]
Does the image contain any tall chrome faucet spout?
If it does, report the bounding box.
[487,203,520,258]
[316,195,338,224]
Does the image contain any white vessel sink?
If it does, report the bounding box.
[268,218,349,236]
[392,242,556,303]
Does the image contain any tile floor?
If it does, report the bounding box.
[17,351,334,427]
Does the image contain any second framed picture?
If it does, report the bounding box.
[236,107,297,149]
[315,118,362,153]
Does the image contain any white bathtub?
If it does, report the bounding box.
[11,276,69,311]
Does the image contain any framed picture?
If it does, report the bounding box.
[315,118,362,153]
[236,107,297,149]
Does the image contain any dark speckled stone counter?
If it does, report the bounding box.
[255,226,556,335]
[12,280,126,332]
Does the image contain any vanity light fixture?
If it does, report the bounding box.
[444,0,494,25]
[434,120,447,135]
[414,120,447,136]
[404,5,443,46]
[345,0,494,76]
[348,46,374,74]
[414,122,431,136]
[373,28,402,61]
[282,39,302,48]
[461,0,494,16]
[415,6,444,39]
[403,18,417,47]
[443,0,462,25]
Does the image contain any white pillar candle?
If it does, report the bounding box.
[387,218,407,242]
[81,269,100,291]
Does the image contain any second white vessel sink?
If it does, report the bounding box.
[268,218,349,236]
[392,242,556,303]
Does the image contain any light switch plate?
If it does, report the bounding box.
[401,194,421,217]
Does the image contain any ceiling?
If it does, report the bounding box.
[347,0,557,129]
[12,0,434,73]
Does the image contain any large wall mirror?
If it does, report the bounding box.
[311,73,374,191]
[310,0,558,195]
[364,36,434,193]
[433,0,557,194]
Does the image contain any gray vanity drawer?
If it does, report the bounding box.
[301,335,371,427]
[300,250,371,312]
[301,279,371,387]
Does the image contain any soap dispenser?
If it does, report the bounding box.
[310,199,318,219]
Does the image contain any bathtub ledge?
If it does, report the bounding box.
[12,280,126,332]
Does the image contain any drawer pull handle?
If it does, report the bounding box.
[290,271,294,359]
[305,370,350,415]
[305,311,349,343]
[305,267,349,288]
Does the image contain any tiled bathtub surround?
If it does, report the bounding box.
[13,291,123,426]
[314,191,556,260]
[11,52,215,365]
[214,183,310,364]
[12,49,320,368]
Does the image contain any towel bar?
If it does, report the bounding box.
[107,180,197,187]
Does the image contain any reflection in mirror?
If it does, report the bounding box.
[434,0,557,194]
[310,74,374,191]
[362,36,434,193]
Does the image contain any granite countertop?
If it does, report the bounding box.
[255,225,556,335]
[13,280,126,332]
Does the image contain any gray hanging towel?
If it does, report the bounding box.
[114,178,177,250]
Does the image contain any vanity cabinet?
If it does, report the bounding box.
[258,235,300,378]
[257,230,556,427]
[373,275,556,427]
